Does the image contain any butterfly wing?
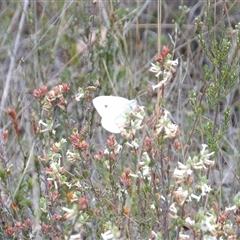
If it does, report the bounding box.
[101,116,124,133]
[93,96,130,117]
[93,96,131,133]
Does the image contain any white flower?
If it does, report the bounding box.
[130,140,139,149]
[39,119,53,133]
[177,161,188,169]
[185,217,195,226]
[173,168,190,179]
[152,71,172,90]
[150,204,155,210]
[200,213,217,233]
[104,148,110,155]
[125,140,139,149]
[101,230,115,240]
[149,230,157,240]
[155,111,178,138]
[74,92,84,101]
[179,233,190,240]
[166,59,178,67]
[200,144,215,166]
[201,183,212,196]
[69,233,85,239]
[141,152,151,164]
[50,161,60,172]
[60,138,67,143]
[66,150,79,163]
[138,164,150,177]
[169,203,177,214]
[190,144,215,170]
[149,62,163,77]
[74,88,85,101]
[129,173,138,178]
[203,236,217,240]
[135,106,145,119]
[189,193,201,202]
[152,78,168,90]
[201,144,208,153]
[131,119,142,130]
[173,162,192,182]
[173,187,189,205]
[172,59,179,66]
[62,207,74,214]
[114,144,122,154]
[225,205,236,211]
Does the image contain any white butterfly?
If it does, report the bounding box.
[93,96,138,133]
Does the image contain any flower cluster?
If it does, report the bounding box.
[155,110,179,138]
[104,135,122,162]
[149,47,180,139]
[5,218,32,237]
[119,101,145,136]
[120,168,132,187]
[69,131,89,151]
[149,45,178,90]
[33,83,70,111]
[33,83,70,136]
[170,145,219,238]
[33,85,47,99]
